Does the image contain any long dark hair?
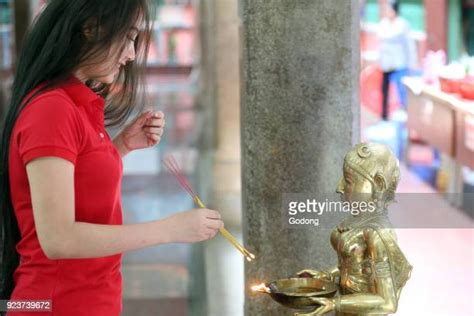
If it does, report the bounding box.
[0,0,152,299]
[390,1,400,15]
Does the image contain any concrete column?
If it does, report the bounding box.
[193,0,244,315]
[197,0,244,315]
[210,0,242,229]
[189,1,217,315]
[240,1,360,315]
[207,0,244,313]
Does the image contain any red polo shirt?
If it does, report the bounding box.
[8,76,124,315]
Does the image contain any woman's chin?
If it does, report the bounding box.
[95,69,120,85]
[97,74,116,85]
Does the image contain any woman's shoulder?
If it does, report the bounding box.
[14,85,84,136]
[25,85,77,110]
[18,85,82,121]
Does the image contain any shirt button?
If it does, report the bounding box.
[99,132,105,139]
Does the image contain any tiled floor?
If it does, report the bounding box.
[395,167,474,316]
[362,107,474,315]
[122,298,187,316]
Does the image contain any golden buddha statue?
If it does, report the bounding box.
[295,143,412,316]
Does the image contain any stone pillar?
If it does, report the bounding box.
[193,0,243,315]
[210,0,241,229]
[189,1,217,315]
[198,0,244,315]
[208,0,244,313]
[240,1,360,315]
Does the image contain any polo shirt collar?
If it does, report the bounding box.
[62,75,106,128]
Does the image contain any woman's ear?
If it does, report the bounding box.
[82,18,99,39]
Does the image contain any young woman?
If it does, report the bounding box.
[0,1,223,315]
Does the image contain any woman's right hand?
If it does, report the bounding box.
[166,208,224,243]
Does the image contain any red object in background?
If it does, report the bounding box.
[439,76,463,94]
[459,77,474,100]
[360,29,379,52]
[360,64,400,116]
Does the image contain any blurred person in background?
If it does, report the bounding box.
[378,0,417,120]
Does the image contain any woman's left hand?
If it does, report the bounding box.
[113,110,165,157]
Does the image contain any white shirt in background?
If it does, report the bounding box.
[378,17,417,72]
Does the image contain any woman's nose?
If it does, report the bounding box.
[126,42,136,62]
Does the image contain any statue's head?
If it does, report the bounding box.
[336,143,400,208]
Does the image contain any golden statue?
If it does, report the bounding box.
[253,143,412,316]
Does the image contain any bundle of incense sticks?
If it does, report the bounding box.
[163,156,256,262]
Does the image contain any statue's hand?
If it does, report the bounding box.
[310,297,335,315]
[294,298,335,316]
[296,269,333,281]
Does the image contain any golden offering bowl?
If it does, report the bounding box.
[252,277,337,310]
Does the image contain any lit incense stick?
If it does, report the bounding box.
[194,195,255,261]
[163,156,256,262]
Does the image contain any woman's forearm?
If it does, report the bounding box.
[49,218,174,259]
[112,134,130,157]
[27,149,220,261]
